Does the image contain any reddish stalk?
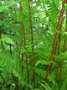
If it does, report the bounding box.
[57,0,66,52]
[45,0,66,83]
[56,0,66,82]
[21,24,30,89]
[19,2,30,90]
[28,0,35,88]
[58,0,67,82]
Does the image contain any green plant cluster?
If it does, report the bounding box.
[0,0,67,90]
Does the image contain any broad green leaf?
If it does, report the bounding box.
[1,34,15,45]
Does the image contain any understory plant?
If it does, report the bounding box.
[0,0,67,90]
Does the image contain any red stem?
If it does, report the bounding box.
[19,2,30,90]
[45,0,66,83]
[28,0,35,88]
[58,0,67,82]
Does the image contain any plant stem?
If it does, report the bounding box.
[58,0,67,83]
[1,41,4,50]
[12,73,19,90]
[0,74,9,90]
[28,0,35,88]
[45,0,66,83]
[22,24,30,90]
[56,0,66,83]
[9,44,12,55]
[19,2,30,90]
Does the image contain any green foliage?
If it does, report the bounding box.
[40,82,52,90]
[1,34,15,45]
[0,0,67,90]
